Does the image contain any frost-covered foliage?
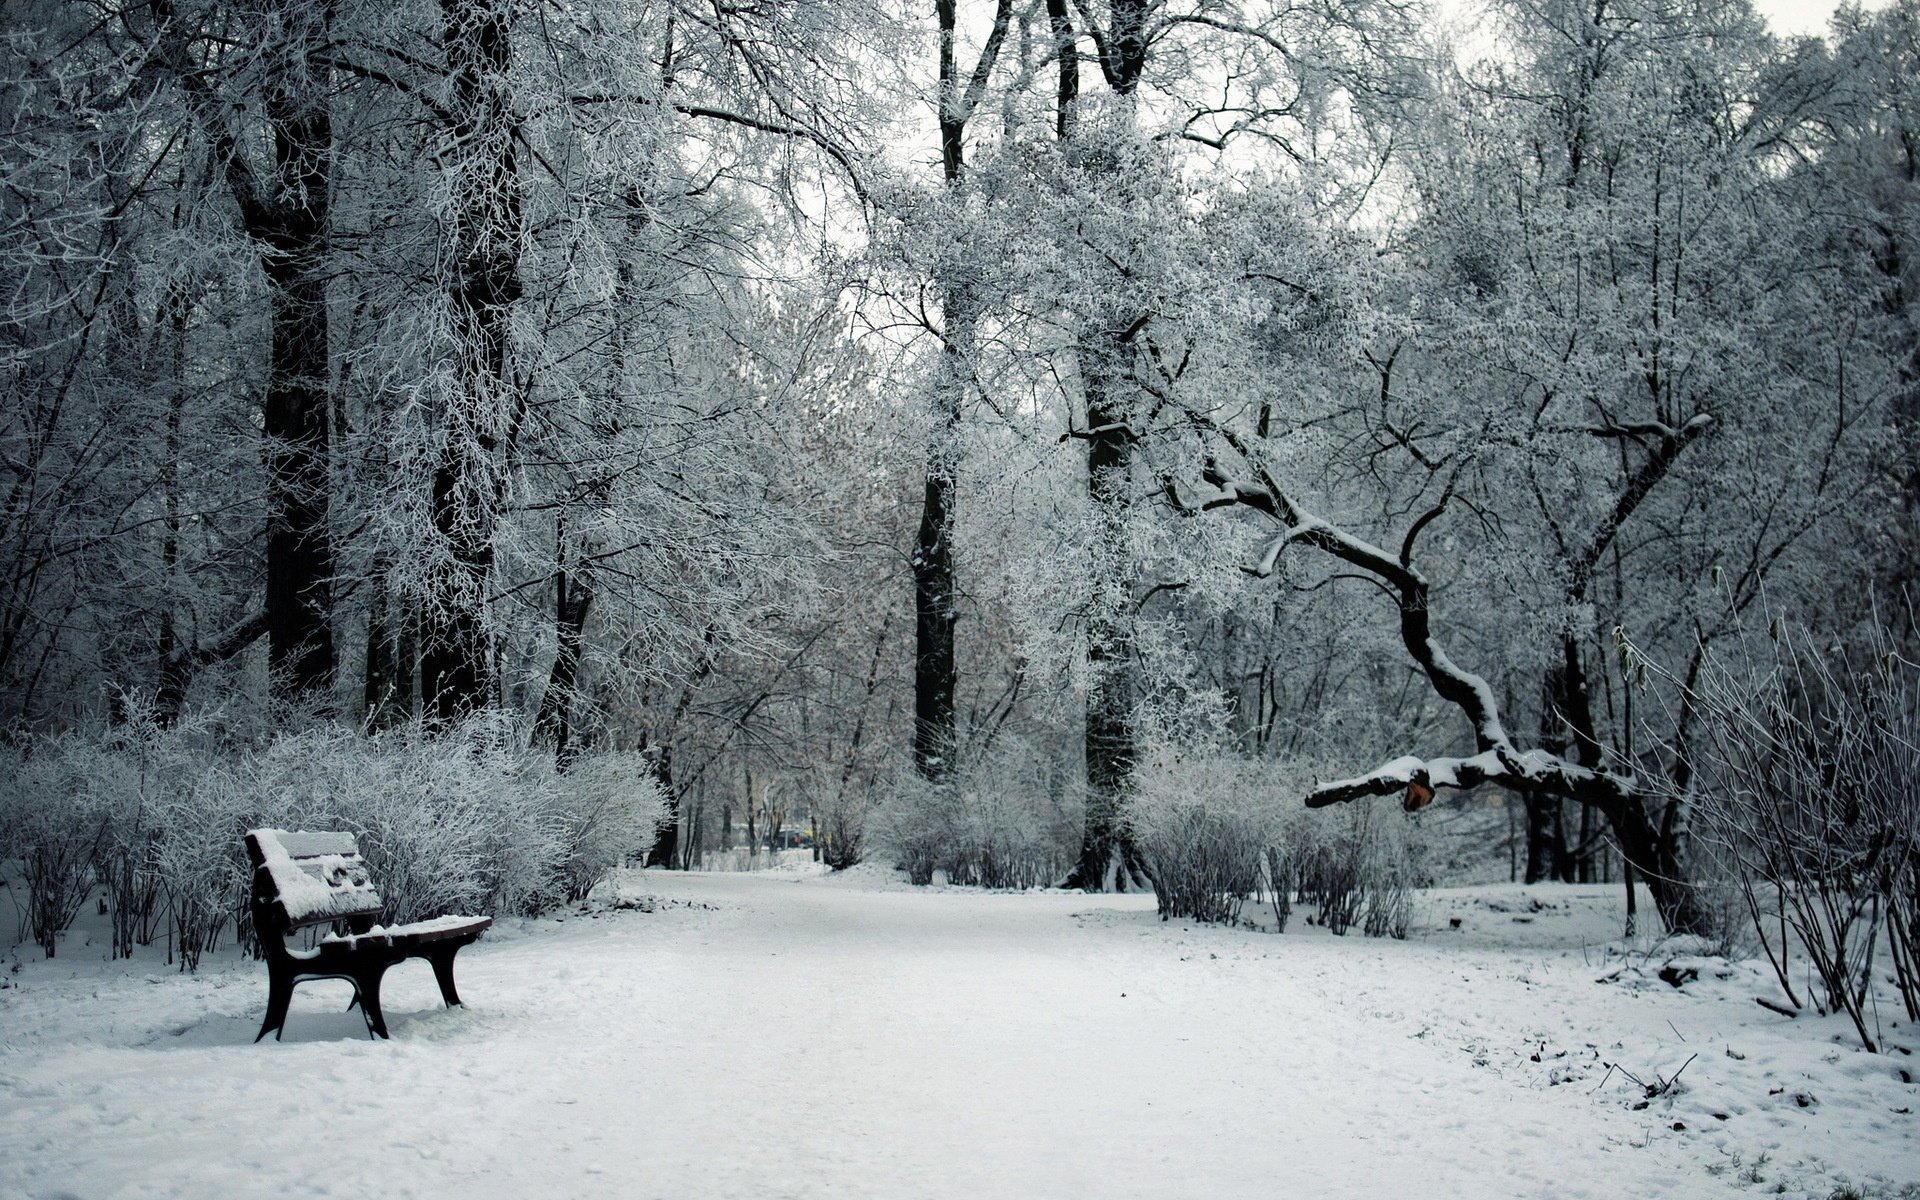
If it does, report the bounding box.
[542,753,670,903]
[3,738,113,958]
[1125,748,1431,934]
[871,745,1078,888]
[1128,753,1285,924]
[1669,620,1920,1051]
[1266,796,1429,938]
[0,714,664,968]
[802,762,875,872]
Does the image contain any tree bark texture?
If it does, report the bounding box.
[534,532,593,769]
[421,0,522,724]
[1060,0,1151,892]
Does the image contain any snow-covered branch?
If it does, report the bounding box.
[1189,420,1643,813]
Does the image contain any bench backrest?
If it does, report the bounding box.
[244,829,383,933]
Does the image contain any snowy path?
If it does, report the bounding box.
[3,871,1914,1199]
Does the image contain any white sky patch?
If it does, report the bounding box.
[1750,0,1887,35]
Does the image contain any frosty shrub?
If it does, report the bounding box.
[98,712,221,958]
[816,791,869,871]
[150,763,252,970]
[871,768,953,885]
[807,764,873,872]
[0,712,670,968]
[239,716,565,922]
[870,745,1077,888]
[542,751,669,902]
[244,717,667,919]
[1669,621,1920,1051]
[0,716,246,967]
[1268,797,1428,938]
[2,734,114,957]
[1128,754,1285,924]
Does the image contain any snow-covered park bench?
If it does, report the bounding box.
[244,829,491,1042]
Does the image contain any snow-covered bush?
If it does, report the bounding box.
[1,712,669,967]
[543,751,669,902]
[805,763,873,871]
[870,746,1077,888]
[868,769,945,885]
[2,735,113,957]
[1128,754,1285,924]
[816,790,869,871]
[1268,796,1428,938]
[238,717,564,922]
[1672,620,1920,1050]
[149,764,251,970]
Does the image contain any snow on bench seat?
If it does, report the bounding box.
[319,915,492,949]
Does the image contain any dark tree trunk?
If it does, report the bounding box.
[1539,633,1703,930]
[253,5,339,704]
[1045,0,1077,138]
[149,0,338,707]
[1056,0,1153,894]
[422,0,522,724]
[912,301,962,780]
[642,660,712,869]
[156,285,188,721]
[362,562,417,729]
[1530,412,1712,909]
[260,176,335,704]
[1599,793,1706,935]
[534,531,593,769]
[1523,796,1564,884]
[362,586,396,729]
[645,742,680,868]
[1066,350,1147,891]
[913,0,1013,782]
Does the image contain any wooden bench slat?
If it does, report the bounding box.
[249,828,383,927]
[269,830,361,858]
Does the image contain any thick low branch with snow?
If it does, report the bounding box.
[1186,430,1642,814]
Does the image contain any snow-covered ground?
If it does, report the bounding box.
[3,870,1915,1199]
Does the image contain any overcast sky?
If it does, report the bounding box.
[1751,0,1887,34]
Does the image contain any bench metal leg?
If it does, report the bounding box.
[255,965,294,1043]
[428,946,464,1008]
[354,966,392,1039]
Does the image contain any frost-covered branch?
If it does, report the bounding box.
[1186,421,1642,813]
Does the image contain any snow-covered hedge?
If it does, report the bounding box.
[1267,797,1428,938]
[1127,751,1429,935]
[870,743,1078,888]
[0,714,666,967]
[1129,754,1283,924]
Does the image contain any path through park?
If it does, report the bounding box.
[4,870,1913,1199]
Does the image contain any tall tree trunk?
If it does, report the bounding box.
[1534,417,1712,908]
[913,0,1013,781]
[1068,351,1146,890]
[912,292,964,781]
[156,282,189,721]
[260,129,336,705]
[151,3,337,713]
[534,520,593,769]
[253,2,339,704]
[645,740,680,868]
[1061,0,1150,892]
[361,568,410,729]
[422,0,522,724]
